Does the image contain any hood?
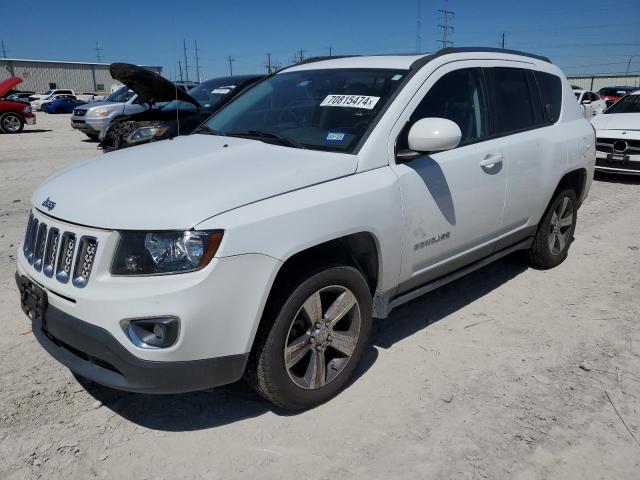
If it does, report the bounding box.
[110,63,199,108]
[33,135,358,230]
[591,112,640,131]
[0,77,23,97]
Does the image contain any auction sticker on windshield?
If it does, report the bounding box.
[320,95,380,110]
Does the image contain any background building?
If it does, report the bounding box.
[0,58,162,94]
[567,73,640,91]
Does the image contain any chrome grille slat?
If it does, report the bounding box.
[33,223,48,271]
[23,212,35,258]
[72,237,98,288]
[26,218,39,264]
[55,232,76,284]
[43,228,60,277]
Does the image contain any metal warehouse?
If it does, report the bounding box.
[567,73,640,91]
[0,58,162,94]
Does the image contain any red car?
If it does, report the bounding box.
[598,86,636,108]
[0,77,36,133]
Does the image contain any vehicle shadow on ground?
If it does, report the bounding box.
[18,129,53,134]
[594,171,640,185]
[81,255,527,431]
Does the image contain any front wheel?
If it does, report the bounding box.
[527,188,578,269]
[0,112,24,133]
[246,266,372,410]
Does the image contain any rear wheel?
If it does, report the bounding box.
[527,188,577,269]
[0,112,24,133]
[246,266,372,410]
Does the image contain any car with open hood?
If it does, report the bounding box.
[17,48,594,410]
[99,67,262,150]
[591,90,640,175]
[0,77,36,133]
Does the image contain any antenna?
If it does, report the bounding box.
[436,0,455,48]
[416,0,422,53]
[1,40,7,58]
[183,39,189,82]
[227,56,235,75]
[94,41,103,62]
[194,40,201,83]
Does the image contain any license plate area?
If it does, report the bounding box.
[607,153,630,163]
[18,276,48,327]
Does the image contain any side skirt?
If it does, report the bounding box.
[372,237,533,318]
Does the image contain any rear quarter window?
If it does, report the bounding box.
[534,72,562,123]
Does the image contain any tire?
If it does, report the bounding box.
[0,112,24,134]
[246,265,372,410]
[527,188,578,269]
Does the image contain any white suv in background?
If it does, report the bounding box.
[17,48,595,410]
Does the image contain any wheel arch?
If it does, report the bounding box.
[556,168,587,206]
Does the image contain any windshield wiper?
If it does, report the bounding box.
[193,125,220,135]
[224,129,305,149]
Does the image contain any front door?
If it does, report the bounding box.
[390,63,507,293]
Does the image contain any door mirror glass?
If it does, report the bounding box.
[407,117,462,153]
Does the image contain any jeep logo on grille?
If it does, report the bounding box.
[41,197,56,211]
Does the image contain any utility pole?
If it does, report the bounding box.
[291,49,306,64]
[178,59,184,82]
[94,41,103,62]
[194,40,201,83]
[328,46,333,57]
[416,0,422,53]
[183,39,189,81]
[1,40,7,58]
[265,53,273,74]
[436,0,455,49]
[227,56,235,75]
[501,32,506,49]
[626,55,638,75]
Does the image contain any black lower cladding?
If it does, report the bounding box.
[21,287,248,394]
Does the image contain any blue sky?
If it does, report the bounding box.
[2,0,639,80]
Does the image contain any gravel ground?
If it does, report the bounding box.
[1,113,639,479]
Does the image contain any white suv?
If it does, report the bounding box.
[17,48,595,409]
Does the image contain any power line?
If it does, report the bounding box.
[94,41,103,62]
[436,0,455,48]
[194,40,201,83]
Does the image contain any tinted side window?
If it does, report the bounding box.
[409,67,489,145]
[534,71,562,123]
[489,68,535,134]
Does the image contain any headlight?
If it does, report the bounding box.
[23,105,32,113]
[111,230,223,275]
[93,107,109,117]
[126,125,168,144]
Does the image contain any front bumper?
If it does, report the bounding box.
[17,271,248,393]
[25,114,36,125]
[71,117,106,133]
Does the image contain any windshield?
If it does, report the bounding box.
[162,78,243,112]
[202,68,407,153]
[105,86,135,103]
[605,94,640,114]
[42,90,53,95]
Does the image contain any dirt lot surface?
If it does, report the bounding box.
[1,113,639,479]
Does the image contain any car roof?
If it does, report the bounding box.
[284,47,551,72]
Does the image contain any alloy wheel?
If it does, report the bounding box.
[2,114,21,133]
[284,285,361,390]
[548,196,574,255]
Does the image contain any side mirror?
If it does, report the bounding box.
[407,118,462,153]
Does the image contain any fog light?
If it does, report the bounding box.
[121,316,180,349]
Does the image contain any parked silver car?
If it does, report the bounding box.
[70,86,147,140]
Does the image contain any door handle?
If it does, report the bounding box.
[480,154,503,168]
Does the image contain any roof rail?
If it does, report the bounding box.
[294,55,360,66]
[410,47,551,70]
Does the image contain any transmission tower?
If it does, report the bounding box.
[436,0,455,48]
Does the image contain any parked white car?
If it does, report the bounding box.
[17,48,595,409]
[30,89,75,111]
[574,89,607,115]
[591,90,640,175]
